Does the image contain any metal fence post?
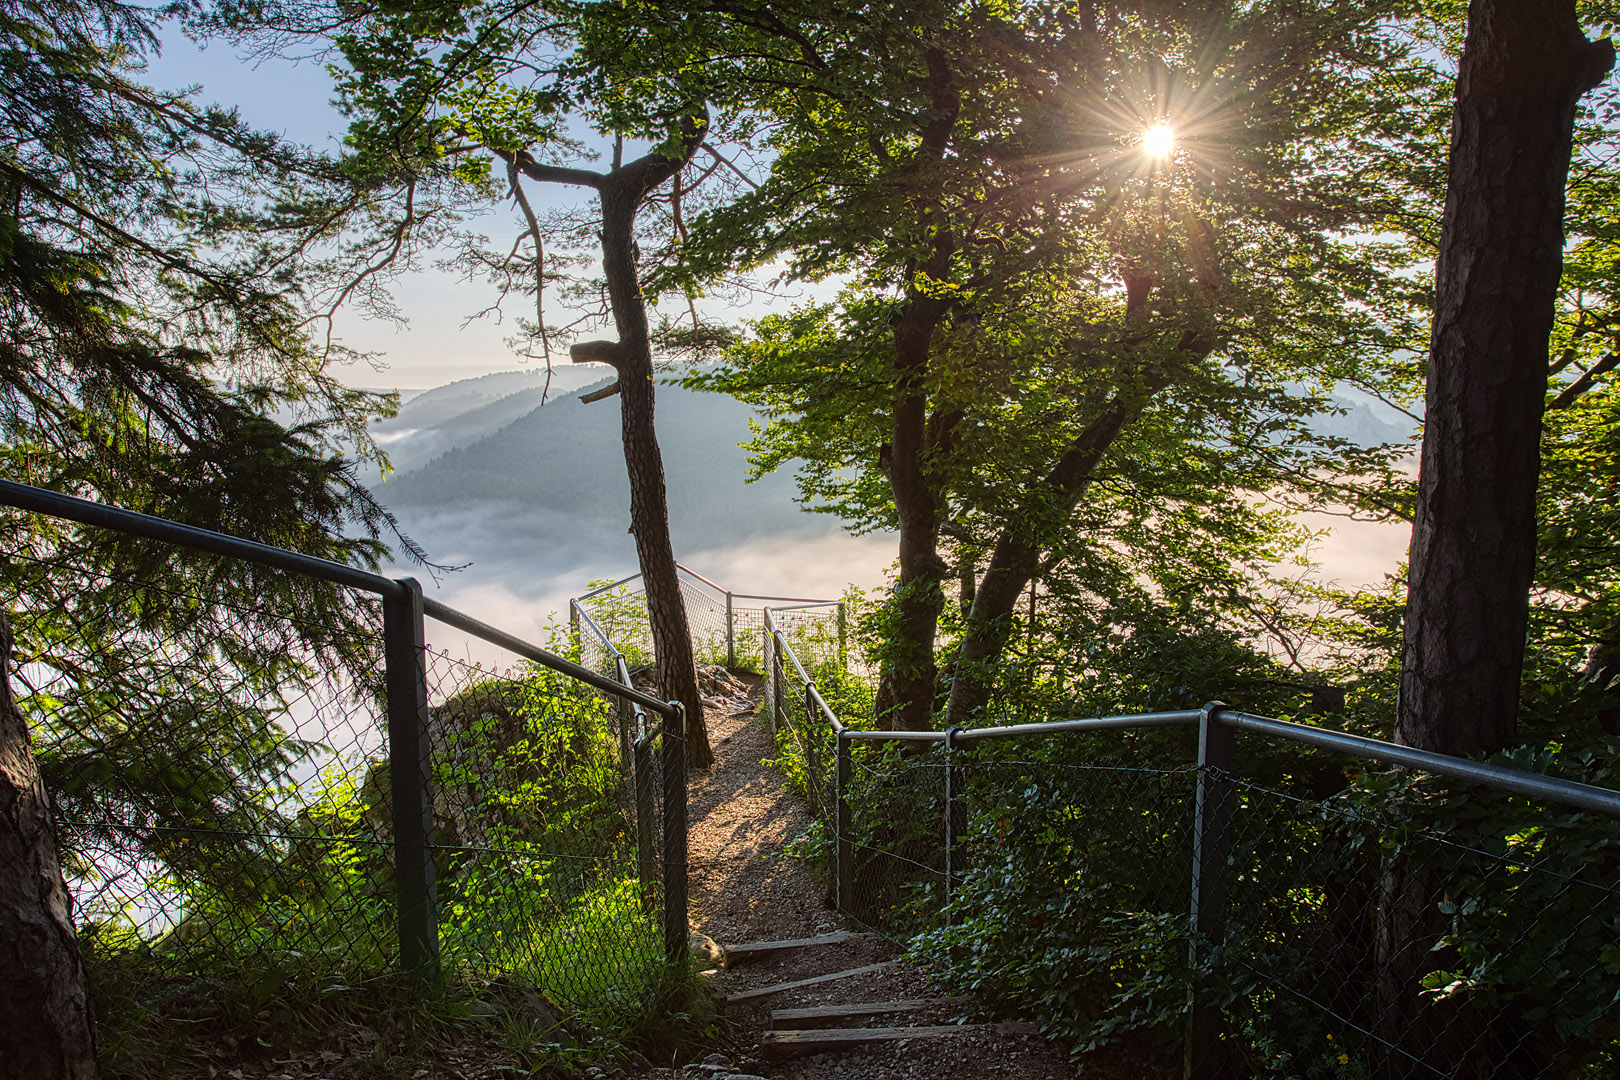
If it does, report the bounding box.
[804,684,819,814]
[763,628,777,732]
[943,726,965,923]
[725,591,736,669]
[383,577,440,982]
[661,701,689,965]
[633,730,656,913]
[836,731,853,914]
[1186,701,1234,1079]
[837,601,848,667]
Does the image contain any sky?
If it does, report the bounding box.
[145,22,842,391]
[147,24,647,390]
[143,20,1413,608]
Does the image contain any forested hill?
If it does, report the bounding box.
[373,374,841,549]
[371,366,615,473]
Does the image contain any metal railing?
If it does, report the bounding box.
[571,563,843,676]
[760,605,1620,1079]
[0,479,690,1010]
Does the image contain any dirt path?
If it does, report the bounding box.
[652,672,1172,1080]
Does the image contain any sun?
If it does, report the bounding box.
[1141,124,1176,160]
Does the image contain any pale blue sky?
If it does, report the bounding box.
[145,24,702,390]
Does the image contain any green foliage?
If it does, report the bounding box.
[907,735,1198,1049]
[0,0,432,991]
[579,579,655,673]
[70,651,700,1076]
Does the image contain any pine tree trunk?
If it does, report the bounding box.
[599,173,712,769]
[1380,6,1612,1075]
[0,609,99,1079]
[1396,0,1612,755]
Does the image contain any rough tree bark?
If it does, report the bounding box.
[1379,5,1612,1075]
[941,311,1208,729]
[0,608,99,1079]
[501,116,715,769]
[878,300,951,731]
[870,47,961,732]
[1396,0,1613,755]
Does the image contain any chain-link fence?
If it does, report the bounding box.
[574,564,844,678]
[763,606,1620,1078]
[1217,763,1620,1079]
[1,532,405,995]
[1,480,688,1046]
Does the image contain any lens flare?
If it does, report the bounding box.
[1142,125,1175,159]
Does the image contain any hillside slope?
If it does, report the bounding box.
[375,380,841,550]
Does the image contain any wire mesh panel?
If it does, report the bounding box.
[836,741,949,935]
[3,538,400,997]
[418,635,670,1015]
[894,738,1199,1039]
[1221,769,1620,1079]
[1,493,690,1069]
[675,575,731,669]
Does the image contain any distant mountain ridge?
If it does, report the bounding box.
[373,371,842,551]
[373,366,615,473]
[367,369,1416,563]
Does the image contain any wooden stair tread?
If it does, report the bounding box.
[760,1022,1039,1060]
[720,961,896,1005]
[770,997,974,1029]
[721,930,865,966]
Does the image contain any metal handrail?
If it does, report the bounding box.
[1220,709,1620,818]
[759,593,1620,819]
[734,593,842,606]
[0,478,398,595]
[430,599,674,718]
[0,478,677,720]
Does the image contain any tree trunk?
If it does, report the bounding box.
[1379,6,1612,1076]
[943,349,1191,729]
[599,169,712,769]
[0,609,99,1079]
[1396,0,1613,755]
[877,310,948,731]
[871,48,961,733]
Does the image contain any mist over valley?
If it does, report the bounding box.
[369,368,1416,650]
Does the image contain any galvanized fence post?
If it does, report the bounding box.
[836,731,853,914]
[804,683,819,814]
[1186,701,1234,1079]
[725,591,735,670]
[634,731,656,913]
[943,726,966,924]
[661,701,689,965]
[763,628,777,733]
[383,577,440,982]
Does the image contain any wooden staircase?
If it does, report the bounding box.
[710,932,1036,1063]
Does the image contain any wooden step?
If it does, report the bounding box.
[720,930,866,968]
[720,961,896,1006]
[770,997,973,1029]
[760,1022,1040,1060]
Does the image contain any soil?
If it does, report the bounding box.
[637,674,1180,1080]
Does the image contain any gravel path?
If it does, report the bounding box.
[647,672,1175,1080]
